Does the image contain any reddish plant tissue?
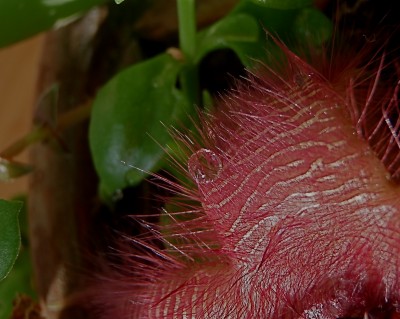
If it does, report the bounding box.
[84,23,400,319]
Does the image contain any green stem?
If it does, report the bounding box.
[0,100,92,159]
[178,0,196,60]
[177,0,200,106]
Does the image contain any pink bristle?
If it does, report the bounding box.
[74,9,400,319]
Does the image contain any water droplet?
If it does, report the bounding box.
[188,149,222,184]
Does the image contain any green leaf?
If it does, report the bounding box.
[0,250,35,319]
[0,200,22,281]
[231,1,302,37]
[0,0,107,48]
[292,7,333,46]
[246,0,312,9]
[90,53,190,199]
[195,13,264,68]
[0,198,35,319]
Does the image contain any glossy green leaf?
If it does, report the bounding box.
[0,200,22,281]
[0,0,107,48]
[0,198,34,319]
[247,0,312,9]
[90,53,189,198]
[195,14,264,68]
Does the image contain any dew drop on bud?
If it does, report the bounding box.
[188,149,222,184]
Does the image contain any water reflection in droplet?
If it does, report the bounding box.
[188,149,222,184]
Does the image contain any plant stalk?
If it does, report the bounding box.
[0,100,92,159]
[177,0,200,106]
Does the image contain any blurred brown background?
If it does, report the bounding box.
[0,35,44,199]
